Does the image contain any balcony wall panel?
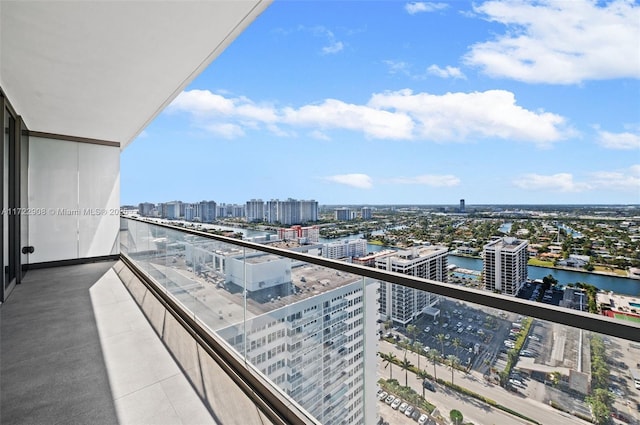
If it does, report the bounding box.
[28,137,78,261]
[28,136,119,263]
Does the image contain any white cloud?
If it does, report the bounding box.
[405,2,449,15]
[204,123,245,139]
[324,174,373,189]
[309,130,331,140]
[427,65,466,79]
[513,165,640,193]
[322,41,344,55]
[303,25,345,55]
[388,174,460,187]
[169,90,277,122]
[597,130,640,150]
[384,60,411,75]
[368,89,572,146]
[169,88,573,146]
[464,0,640,84]
[513,173,590,192]
[169,89,235,115]
[589,165,640,191]
[282,99,415,140]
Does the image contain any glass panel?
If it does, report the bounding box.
[375,295,639,425]
[121,218,640,425]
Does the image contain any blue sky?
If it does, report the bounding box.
[122,0,640,206]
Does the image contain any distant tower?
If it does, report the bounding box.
[459,199,465,213]
[483,237,529,296]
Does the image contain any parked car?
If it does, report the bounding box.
[385,395,395,405]
[404,405,414,417]
[422,379,436,392]
[378,391,388,401]
[391,398,402,410]
[398,402,408,413]
[418,414,429,425]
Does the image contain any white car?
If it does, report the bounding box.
[391,398,402,410]
[398,402,408,413]
[404,405,414,417]
[418,413,429,425]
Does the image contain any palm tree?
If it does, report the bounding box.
[427,348,439,380]
[400,356,414,387]
[407,324,419,344]
[436,333,445,355]
[453,337,462,359]
[417,369,429,397]
[447,354,460,385]
[413,341,423,371]
[380,352,396,380]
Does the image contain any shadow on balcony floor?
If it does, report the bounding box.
[1,260,216,425]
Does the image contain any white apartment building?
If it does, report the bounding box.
[266,199,318,225]
[246,199,265,222]
[322,239,368,260]
[375,246,448,325]
[483,237,529,296]
[218,264,378,425]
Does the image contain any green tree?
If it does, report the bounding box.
[407,324,419,344]
[400,356,414,387]
[416,369,429,397]
[586,388,612,425]
[427,349,439,380]
[413,341,424,371]
[436,333,445,355]
[380,352,396,380]
[450,409,463,425]
[447,354,460,385]
[452,337,462,359]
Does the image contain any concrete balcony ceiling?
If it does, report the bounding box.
[0,0,270,148]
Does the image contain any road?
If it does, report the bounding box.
[379,340,591,425]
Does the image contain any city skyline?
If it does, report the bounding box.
[121,0,640,206]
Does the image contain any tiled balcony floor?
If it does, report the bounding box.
[1,260,216,425]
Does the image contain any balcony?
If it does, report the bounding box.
[2,215,639,424]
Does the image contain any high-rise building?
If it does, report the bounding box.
[483,237,529,296]
[184,204,195,221]
[265,199,318,225]
[361,207,372,220]
[231,204,245,218]
[322,239,368,260]
[375,246,448,325]
[335,207,351,221]
[138,202,155,217]
[162,201,182,219]
[217,262,377,425]
[246,199,264,222]
[459,199,465,213]
[199,200,217,222]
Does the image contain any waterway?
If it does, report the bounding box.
[448,255,640,297]
[183,222,640,297]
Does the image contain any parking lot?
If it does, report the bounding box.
[387,298,519,377]
[376,389,436,425]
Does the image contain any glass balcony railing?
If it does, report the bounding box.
[120,217,640,425]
